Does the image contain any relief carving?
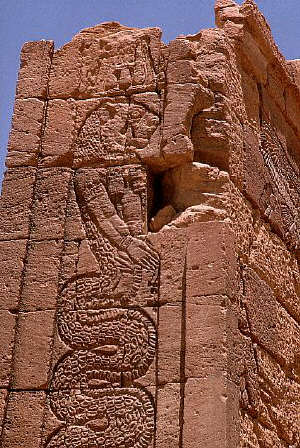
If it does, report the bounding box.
[78,29,160,96]
[46,104,159,448]
[73,97,160,168]
[260,120,300,248]
[3,6,300,448]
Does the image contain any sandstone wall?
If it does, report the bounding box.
[0,1,299,447]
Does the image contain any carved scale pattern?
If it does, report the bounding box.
[46,165,159,448]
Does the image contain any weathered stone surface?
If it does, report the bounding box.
[1,392,46,448]
[0,2,299,447]
[148,226,187,304]
[42,99,76,163]
[243,268,300,368]
[30,168,71,240]
[20,240,63,311]
[156,383,181,448]
[16,40,53,98]
[0,389,8,428]
[12,311,55,389]
[7,98,45,167]
[158,305,182,384]
[0,311,16,387]
[149,204,176,232]
[183,376,239,447]
[248,223,300,322]
[288,59,300,89]
[185,296,228,378]
[186,221,238,299]
[0,240,27,310]
[0,168,36,240]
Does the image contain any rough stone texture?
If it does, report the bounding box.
[0,1,299,447]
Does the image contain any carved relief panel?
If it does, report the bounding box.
[260,120,300,248]
[45,103,160,447]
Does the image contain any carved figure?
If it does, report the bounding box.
[73,99,160,168]
[46,106,159,448]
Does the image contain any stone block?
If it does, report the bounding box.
[162,83,213,166]
[0,240,27,310]
[185,296,227,378]
[158,305,182,384]
[48,37,86,98]
[148,226,187,305]
[16,40,53,98]
[7,98,45,167]
[0,310,16,387]
[243,268,300,368]
[60,240,80,284]
[192,116,232,169]
[1,391,46,448]
[249,223,300,322]
[156,383,181,448]
[20,240,63,311]
[31,168,71,240]
[256,347,300,445]
[42,99,76,164]
[0,168,36,240]
[240,30,268,84]
[183,376,238,448]
[12,310,55,389]
[240,67,260,125]
[266,68,285,112]
[285,85,300,135]
[0,389,8,428]
[288,59,300,89]
[186,221,238,299]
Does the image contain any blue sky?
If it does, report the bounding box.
[0,0,299,186]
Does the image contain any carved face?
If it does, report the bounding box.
[73,99,159,167]
[128,104,159,141]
